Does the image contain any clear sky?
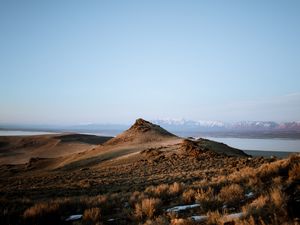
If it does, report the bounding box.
[0,0,300,125]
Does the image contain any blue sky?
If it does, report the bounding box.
[0,0,300,124]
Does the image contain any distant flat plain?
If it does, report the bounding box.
[0,130,58,136]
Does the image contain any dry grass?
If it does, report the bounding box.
[206,211,222,225]
[195,187,221,212]
[83,207,101,225]
[81,194,108,207]
[23,201,60,219]
[169,182,183,196]
[130,191,147,207]
[195,187,214,202]
[142,216,169,225]
[257,158,288,179]
[288,162,300,182]
[22,200,71,224]
[2,143,299,225]
[243,195,269,216]
[134,198,162,220]
[270,188,286,208]
[234,216,257,225]
[272,176,282,186]
[218,183,244,204]
[145,184,169,198]
[247,176,262,189]
[170,218,194,225]
[145,182,183,199]
[182,189,196,203]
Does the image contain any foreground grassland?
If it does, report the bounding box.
[1,153,299,225]
[0,120,299,225]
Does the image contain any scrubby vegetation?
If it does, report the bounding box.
[0,153,299,224]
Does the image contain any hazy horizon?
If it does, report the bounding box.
[1,117,300,127]
[1,1,300,124]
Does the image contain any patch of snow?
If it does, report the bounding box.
[196,120,225,127]
[152,118,226,128]
[245,192,254,198]
[166,204,200,212]
[224,212,246,220]
[191,215,208,222]
[191,212,245,222]
[152,118,187,126]
[65,214,82,221]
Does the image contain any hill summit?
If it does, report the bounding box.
[105,118,177,145]
[129,118,175,135]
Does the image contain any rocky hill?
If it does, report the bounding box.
[104,118,177,145]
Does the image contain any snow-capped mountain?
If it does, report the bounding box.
[232,121,300,131]
[196,120,226,128]
[151,119,300,132]
[232,121,278,130]
[151,119,226,130]
[278,122,300,130]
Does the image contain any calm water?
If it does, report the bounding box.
[206,137,300,152]
[0,130,57,136]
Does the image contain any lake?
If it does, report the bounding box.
[206,137,300,152]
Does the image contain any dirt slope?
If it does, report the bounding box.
[0,133,112,165]
[55,119,181,169]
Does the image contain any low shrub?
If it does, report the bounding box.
[218,183,244,205]
[288,162,300,182]
[135,198,162,220]
[145,184,169,198]
[23,201,61,224]
[83,207,101,225]
[169,182,183,196]
[195,187,221,212]
[270,188,286,208]
[182,189,196,203]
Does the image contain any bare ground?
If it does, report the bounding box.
[0,119,299,225]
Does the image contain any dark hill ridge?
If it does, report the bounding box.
[104,118,177,145]
[140,138,249,163]
[180,139,249,157]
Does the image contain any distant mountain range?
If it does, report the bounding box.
[1,119,300,138]
[151,119,300,132]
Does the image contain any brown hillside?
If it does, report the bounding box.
[55,119,181,169]
[104,118,177,145]
[0,134,112,165]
